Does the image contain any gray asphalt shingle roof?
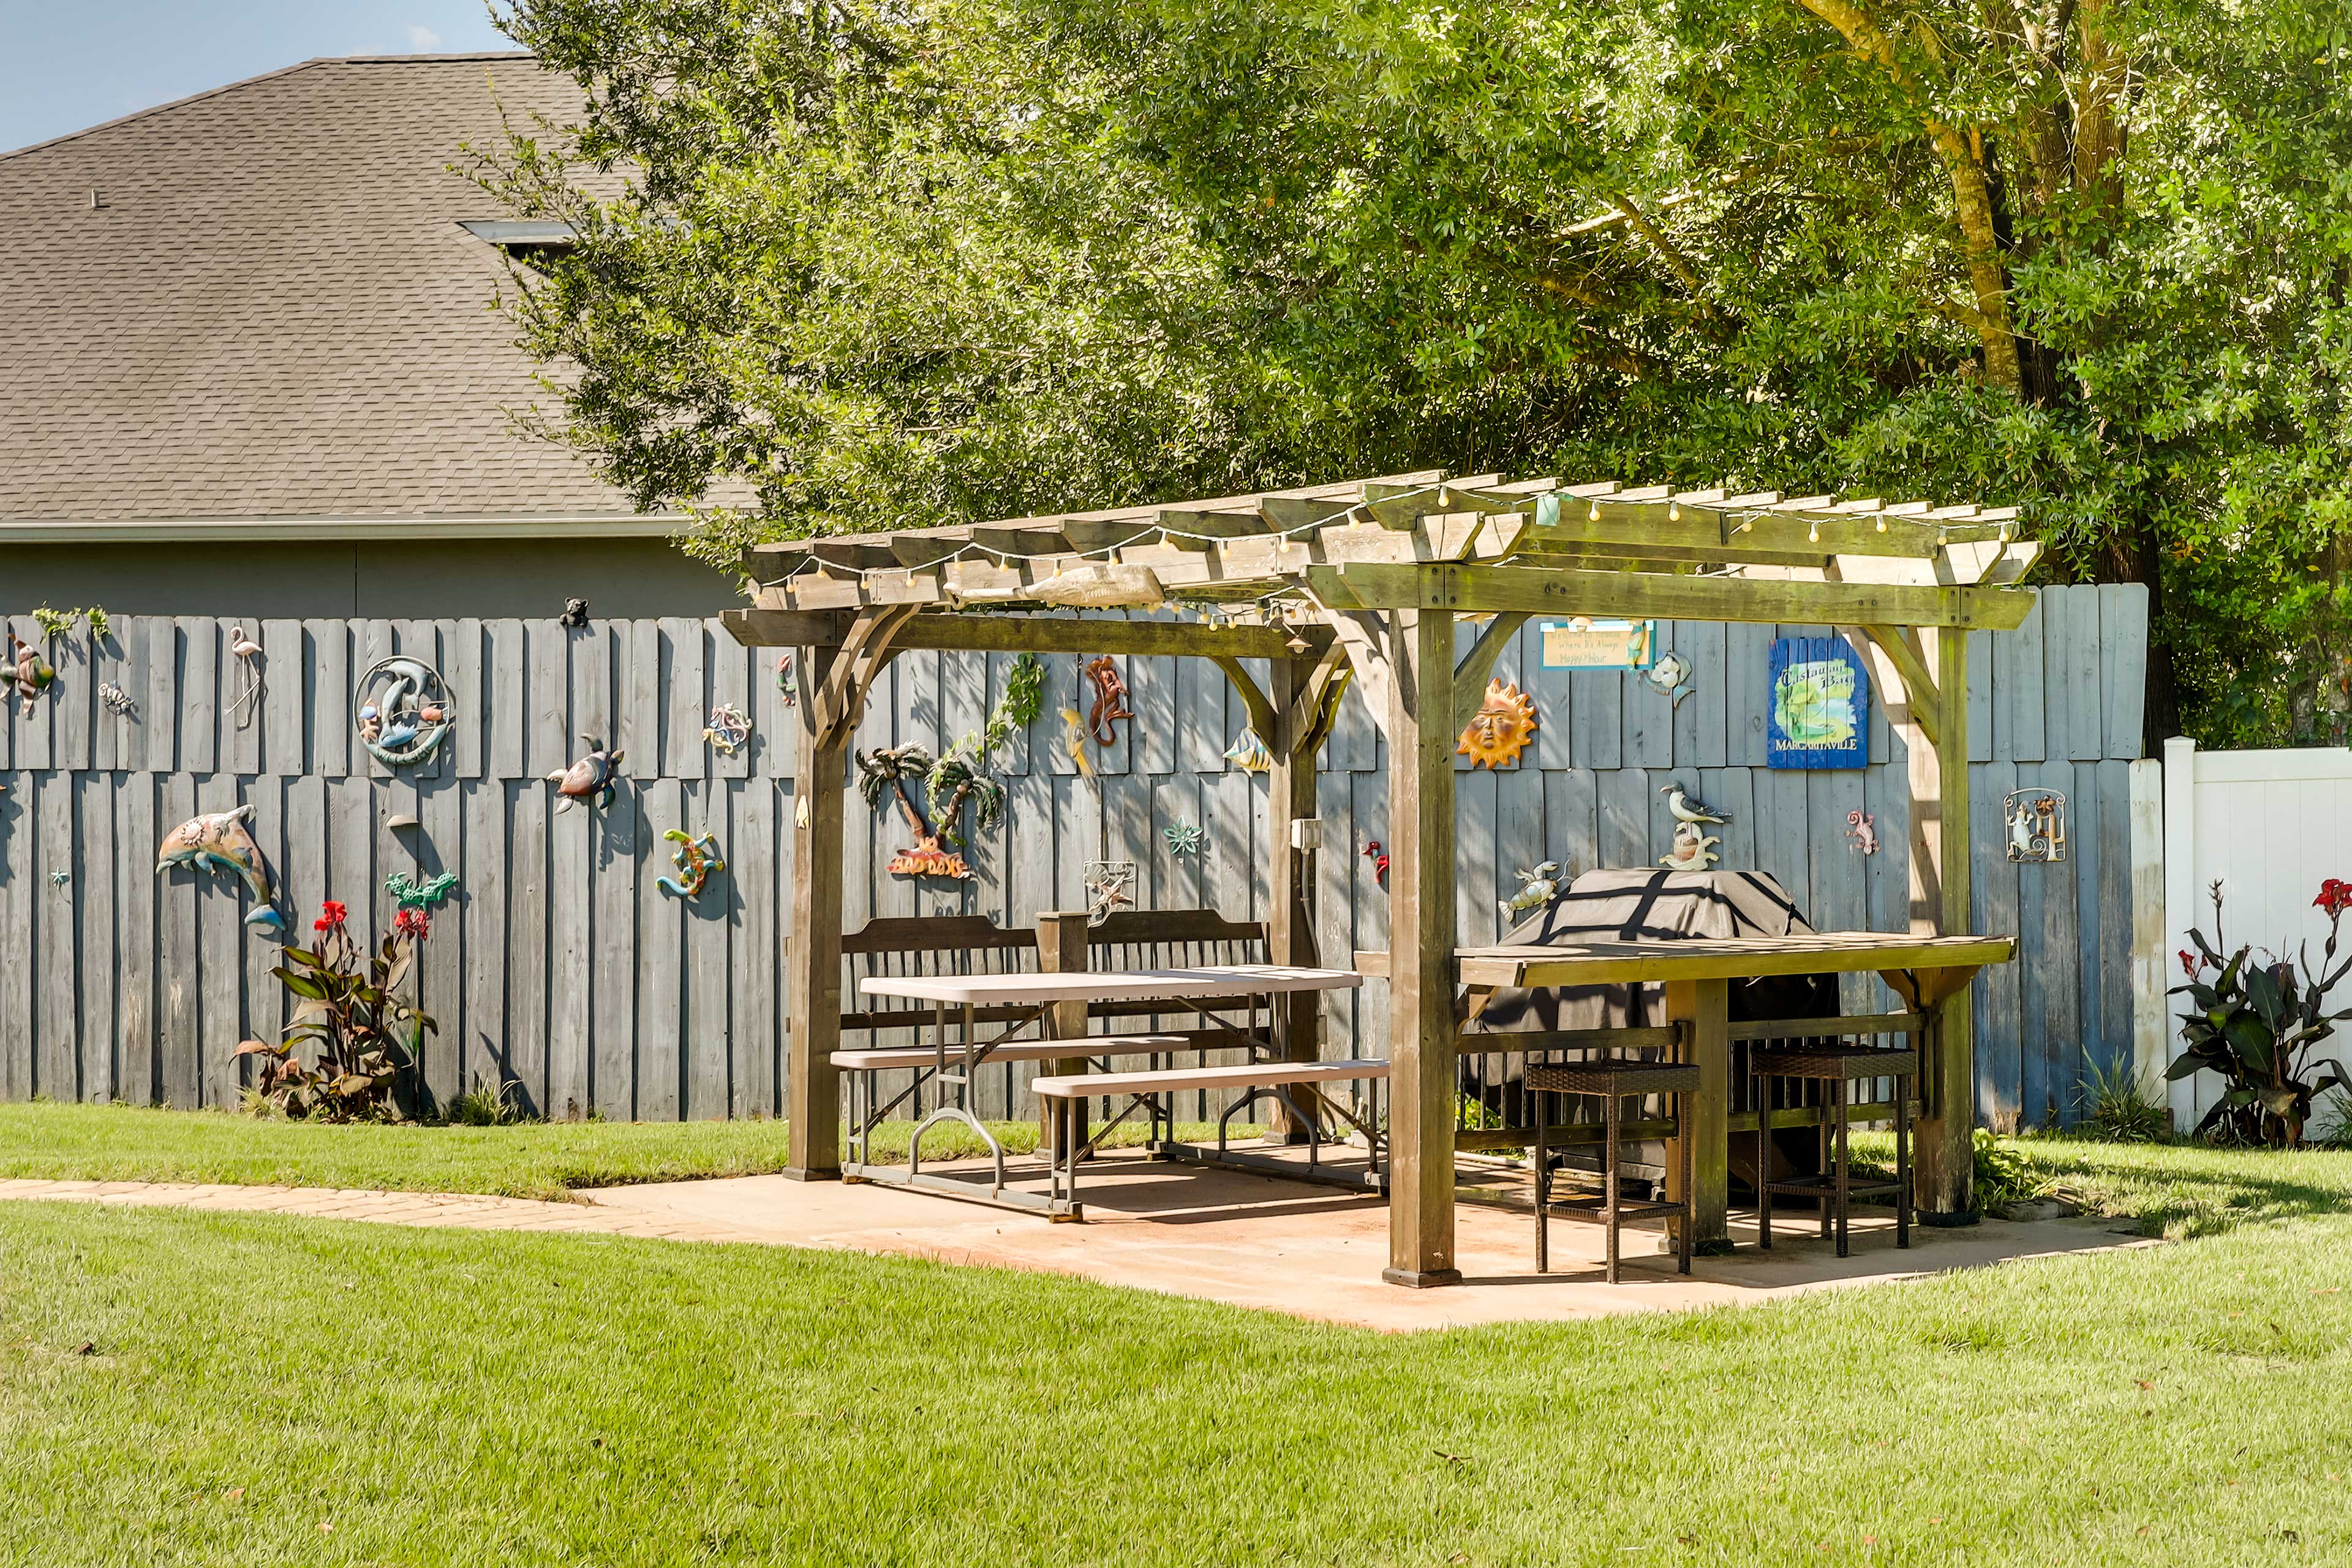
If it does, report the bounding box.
[0,53,631,524]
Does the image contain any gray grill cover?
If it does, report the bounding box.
[1467,868,1823,1036]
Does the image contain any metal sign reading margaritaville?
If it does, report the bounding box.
[1766,635,1871,769]
[1537,618,1657,671]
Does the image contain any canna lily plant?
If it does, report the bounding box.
[236,900,437,1121]
[2166,879,2352,1146]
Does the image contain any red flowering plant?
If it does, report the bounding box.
[236,899,436,1121]
[2166,879,2352,1146]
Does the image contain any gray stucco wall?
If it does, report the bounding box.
[2,540,741,620]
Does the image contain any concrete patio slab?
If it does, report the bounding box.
[581,1147,2156,1332]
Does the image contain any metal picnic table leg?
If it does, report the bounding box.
[1664,977,1732,1251]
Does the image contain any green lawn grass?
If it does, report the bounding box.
[0,1115,2348,1564]
[3,1151,2351,1566]
[0,1101,1261,1202]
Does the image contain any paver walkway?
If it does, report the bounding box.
[0,1178,769,1243]
[0,1153,2160,1332]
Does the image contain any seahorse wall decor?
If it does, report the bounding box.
[658,830,725,899]
[156,804,285,930]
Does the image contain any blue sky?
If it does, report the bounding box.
[1,1,515,153]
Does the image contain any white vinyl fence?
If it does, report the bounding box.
[2158,739,2352,1133]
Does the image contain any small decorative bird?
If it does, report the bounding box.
[1661,782,1730,826]
[1362,840,1389,884]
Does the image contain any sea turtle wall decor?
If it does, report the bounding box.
[1223,729,1275,774]
[658,830,726,899]
[157,803,284,930]
[703,703,753,755]
[385,870,459,910]
[355,656,454,767]
[545,736,625,812]
[1456,677,1539,770]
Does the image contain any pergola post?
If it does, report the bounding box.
[1266,655,1323,1136]
[784,642,848,1182]
[1385,608,1461,1287]
[1908,628,1977,1218]
[782,608,916,1182]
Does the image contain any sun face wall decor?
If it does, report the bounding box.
[1456,678,1539,770]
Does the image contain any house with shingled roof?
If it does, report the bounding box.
[0,52,735,619]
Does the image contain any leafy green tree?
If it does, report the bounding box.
[478,0,2352,747]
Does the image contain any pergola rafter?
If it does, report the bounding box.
[724,469,2035,1286]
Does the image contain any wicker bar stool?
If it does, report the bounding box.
[1529,1060,1700,1283]
[1751,1046,1915,1257]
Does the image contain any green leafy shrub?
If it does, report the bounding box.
[1973,1130,2056,1207]
[2167,880,2352,1146]
[236,901,436,1121]
[444,1074,535,1127]
[2078,1057,2171,1144]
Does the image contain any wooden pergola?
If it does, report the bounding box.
[722,470,2040,1284]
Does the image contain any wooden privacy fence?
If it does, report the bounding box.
[0,584,2144,1128]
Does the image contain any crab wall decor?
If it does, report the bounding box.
[1082,655,1133,746]
[2004,788,2067,863]
[1223,729,1275,774]
[157,803,284,930]
[385,870,459,910]
[658,830,726,899]
[703,703,753,755]
[1163,820,1205,858]
[1456,677,1539,769]
[1501,861,1561,919]
[1082,861,1136,926]
[355,656,454,767]
[545,736,625,812]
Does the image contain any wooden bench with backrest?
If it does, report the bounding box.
[823,907,1351,1182]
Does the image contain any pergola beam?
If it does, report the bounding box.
[1300,563,2034,631]
[722,608,1329,661]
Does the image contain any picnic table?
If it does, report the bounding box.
[842,963,1369,1218]
[1355,932,2013,1246]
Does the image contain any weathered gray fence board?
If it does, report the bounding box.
[1,590,2148,1126]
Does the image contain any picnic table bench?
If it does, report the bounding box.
[844,962,1369,1219]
